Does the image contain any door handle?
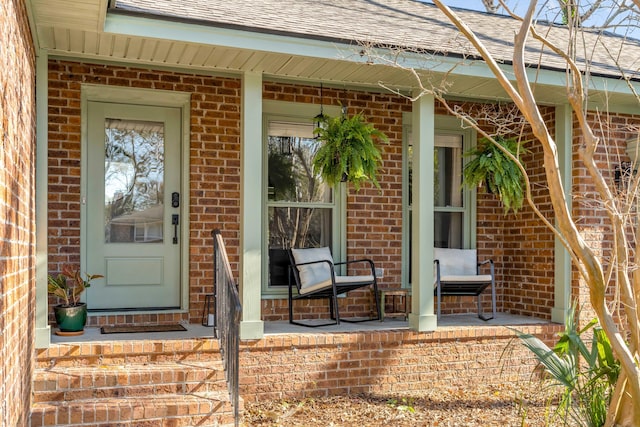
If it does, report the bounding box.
[172,214,179,244]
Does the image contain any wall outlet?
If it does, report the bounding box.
[375,268,384,278]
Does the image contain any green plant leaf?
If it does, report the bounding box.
[462,136,527,214]
[313,112,388,191]
[512,330,577,390]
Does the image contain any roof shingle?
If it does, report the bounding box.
[114,0,640,80]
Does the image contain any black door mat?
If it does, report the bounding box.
[100,324,187,334]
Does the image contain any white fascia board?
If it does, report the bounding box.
[105,13,358,61]
[400,49,640,99]
[105,13,638,98]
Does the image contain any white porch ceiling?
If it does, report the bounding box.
[26,0,640,112]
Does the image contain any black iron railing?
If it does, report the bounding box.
[212,229,242,427]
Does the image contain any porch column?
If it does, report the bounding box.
[552,104,573,323]
[239,71,265,339]
[35,49,51,348]
[409,93,438,331]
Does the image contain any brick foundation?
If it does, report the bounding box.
[240,322,562,401]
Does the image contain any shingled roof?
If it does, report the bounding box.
[113,0,640,81]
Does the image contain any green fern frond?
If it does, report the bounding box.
[313,112,388,191]
[462,136,527,214]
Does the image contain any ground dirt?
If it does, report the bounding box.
[242,381,566,426]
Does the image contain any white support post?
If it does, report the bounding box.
[35,50,51,348]
[408,93,438,331]
[552,104,573,323]
[239,71,265,339]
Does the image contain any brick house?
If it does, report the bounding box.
[3,0,640,424]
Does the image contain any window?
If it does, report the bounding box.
[265,120,337,289]
[404,118,475,285]
[433,134,465,248]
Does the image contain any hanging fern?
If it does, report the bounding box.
[313,112,389,191]
[463,136,527,214]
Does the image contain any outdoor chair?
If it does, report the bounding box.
[434,248,496,321]
[288,247,382,327]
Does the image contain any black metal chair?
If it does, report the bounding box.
[434,248,496,321]
[288,247,381,327]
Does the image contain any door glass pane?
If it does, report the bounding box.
[104,119,165,244]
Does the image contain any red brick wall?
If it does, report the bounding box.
[47,60,241,325]
[0,0,36,425]
[572,110,640,322]
[498,106,556,319]
[241,323,563,401]
[431,102,556,319]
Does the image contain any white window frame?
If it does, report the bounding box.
[261,100,344,297]
[402,113,477,288]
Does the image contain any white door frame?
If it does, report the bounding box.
[80,84,191,313]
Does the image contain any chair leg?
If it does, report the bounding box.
[332,293,340,325]
[491,276,496,320]
[288,279,294,325]
[477,291,494,321]
[373,281,382,321]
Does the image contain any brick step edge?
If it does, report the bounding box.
[33,362,227,402]
[36,338,221,368]
[30,391,241,427]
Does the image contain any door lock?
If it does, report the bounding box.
[171,192,180,208]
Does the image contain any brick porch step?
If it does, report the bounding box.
[31,337,241,427]
[33,362,227,402]
[30,392,236,427]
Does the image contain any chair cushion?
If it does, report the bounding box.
[335,275,374,284]
[291,247,334,290]
[434,248,477,276]
[298,274,375,295]
[440,274,492,283]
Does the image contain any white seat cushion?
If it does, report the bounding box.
[298,274,375,295]
[291,247,334,290]
[440,274,492,283]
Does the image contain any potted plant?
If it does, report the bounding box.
[48,265,103,335]
[462,136,528,213]
[313,111,389,191]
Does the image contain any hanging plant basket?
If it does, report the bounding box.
[462,136,527,213]
[313,112,389,191]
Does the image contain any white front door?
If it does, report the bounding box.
[84,102,182,310]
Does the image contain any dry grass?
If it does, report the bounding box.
[243,381,567,426]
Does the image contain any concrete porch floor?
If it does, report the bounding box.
[49,312,552,344]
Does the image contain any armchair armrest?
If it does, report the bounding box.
[334,258,376,275]
[477,259,494,276]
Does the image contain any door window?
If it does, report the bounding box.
[104,119,165,244]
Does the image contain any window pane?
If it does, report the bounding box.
[434,135,463,208]
[267,122,332,203]
[434,212,464,248]
[104,119,164,244]
[268,207,333,286]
